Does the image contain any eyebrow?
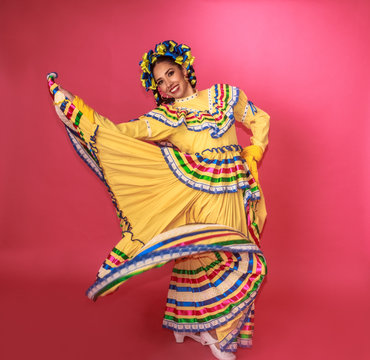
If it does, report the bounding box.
[155,67,175,82]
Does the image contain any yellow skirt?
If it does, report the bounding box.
[49,76,267,352]
[66,124,267,352]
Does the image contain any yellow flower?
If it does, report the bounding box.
[150,77,156,90]
[140,59,149,73]
[169,41,176,52]
[156,44,166,55]
[175,56,183,65]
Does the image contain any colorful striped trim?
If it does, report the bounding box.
[144,84,239,139]
[248,100,257,115]
[48,78,133,236]
[162,282,259,333]
[88,126,132,233]
[86,225,264,301]
[218,304,254,351]
[65,127,104,181]
[241,102,250,123]
[161,147,261,197]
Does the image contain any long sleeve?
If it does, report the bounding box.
[234,90,270,152]
[72,96,175,141]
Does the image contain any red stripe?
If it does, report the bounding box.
[170,253,236,284]
[184,154,245,175]
[107,255,123,266]
[165,273,260,316]
[247,208,260,248]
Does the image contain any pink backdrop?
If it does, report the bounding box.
[1,0,369,359]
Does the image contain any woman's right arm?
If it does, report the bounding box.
[51,84,174,141]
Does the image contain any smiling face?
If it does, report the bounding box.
[153,59,195,100]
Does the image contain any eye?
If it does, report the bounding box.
[168,70,174,77]
[157,79,163,86]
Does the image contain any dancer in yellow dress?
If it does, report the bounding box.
[47,40,269,360]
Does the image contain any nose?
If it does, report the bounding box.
[164,78,172,89]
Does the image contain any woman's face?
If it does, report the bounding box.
[153,60,195,99]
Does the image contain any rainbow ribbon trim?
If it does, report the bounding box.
[145,84,239,139]
[85,224,266,352]
[86,224,265,301]
[161,147,260,199]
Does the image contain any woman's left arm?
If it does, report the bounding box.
[234,89,270,181]
[234,89,270,152]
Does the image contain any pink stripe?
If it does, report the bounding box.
[107,255,122,266]
[242,325,253,331]
[170,253,235,284]
[165,274,260,316]
[247,206,260,247]
[185,113,223,123]
[184,154,244,175]
[162,104,178,115]
[66,103,76,120]
[255,255,263,273]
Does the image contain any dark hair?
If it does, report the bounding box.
[153,55,182,69]
[152,56,196,105]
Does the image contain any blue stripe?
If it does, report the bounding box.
[60,100,67,112]
[247,254,254,273]
[52,86,59,95]
[145,85,240,139]
[161,148,252,194]
[139,228,239,257]
[194,154,243,166]
[87,242,263,299]
[167,271,253,308]
[169,253,242,292]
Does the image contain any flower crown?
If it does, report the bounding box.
[139,40,196,104]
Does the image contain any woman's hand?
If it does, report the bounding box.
[58,86,75,102]
[241,145,263,183]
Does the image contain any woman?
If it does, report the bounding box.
[48,40,270,360]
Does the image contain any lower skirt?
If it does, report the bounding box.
[86,224,266,352]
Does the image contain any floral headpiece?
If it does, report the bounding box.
[139,40,196,104]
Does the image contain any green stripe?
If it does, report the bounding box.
[183,84,231,125]
[164,276,264,323]
[159,85,232,127]
[171,240,257,275]
[258,254,267,270]
[156,107,178,121]
[172,251,223,275]
[174,151,246,183]
[252,222,260,236]
[112,248,129,260]
[209,239,250,247]
[94,263,167,298]
[74,111,82,126]
[238,334,253,339]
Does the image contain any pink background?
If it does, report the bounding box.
[1,0,369,359]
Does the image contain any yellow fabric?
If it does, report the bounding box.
[58,85,270,345]
[233,90,270,152]
[64,88,270,261]
[241,144,263,162]
[64,105,250,260]
[241,145,264,182]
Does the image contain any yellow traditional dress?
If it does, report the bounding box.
[48,78,270,353]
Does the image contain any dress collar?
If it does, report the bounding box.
[174,90,198,104]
